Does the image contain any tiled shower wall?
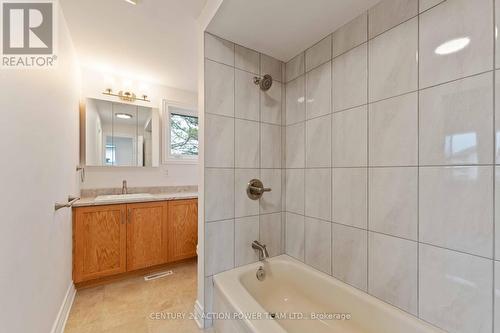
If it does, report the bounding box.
[284,0,500,332]
[203,33,285,313]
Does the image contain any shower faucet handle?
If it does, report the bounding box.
[247,179,272,200]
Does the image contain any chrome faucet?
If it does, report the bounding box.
[122,180,128,194]
[252,240,269,261]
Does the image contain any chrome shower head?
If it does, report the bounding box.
[253,74,273,91]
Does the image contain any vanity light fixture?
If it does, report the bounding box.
[435,37,470,55]
[115,113,133,119]
[103,88,150,102]
[124,0,139,5]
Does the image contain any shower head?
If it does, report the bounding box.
[253,74,273,91]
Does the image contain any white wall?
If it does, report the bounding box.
[80,66,199,189]
[0,3,81,333]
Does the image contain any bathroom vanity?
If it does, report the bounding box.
[72,194,197,286]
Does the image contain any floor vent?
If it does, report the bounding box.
[144,270,173,281]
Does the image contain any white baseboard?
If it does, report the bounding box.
[194,300,205,329]
[50,282,76,333]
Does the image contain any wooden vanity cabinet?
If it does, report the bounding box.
[73,199,197,285]
[126,201,169,271]
[167,199,198,261]
[73,204,127,283]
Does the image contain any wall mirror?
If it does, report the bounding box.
[81,98,159,167]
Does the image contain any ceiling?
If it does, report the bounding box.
[60,0,207,93]
[207,0,380,62]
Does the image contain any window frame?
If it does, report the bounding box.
[163,100,199,164]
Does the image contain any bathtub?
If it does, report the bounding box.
[212,255,445,333]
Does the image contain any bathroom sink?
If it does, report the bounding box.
[94,193,154,202]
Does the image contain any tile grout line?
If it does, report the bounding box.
[492,0,496,331]
[366,9,370,293]
[303,51,307,265]
[330,36,334,275]
[416,0,420,318]
[232,47,236,271]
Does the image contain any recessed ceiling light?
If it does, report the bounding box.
[116,113,133,119]
[124,0,138,5]
[435,37,470,55]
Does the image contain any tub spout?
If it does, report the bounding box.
[252,240,269,261]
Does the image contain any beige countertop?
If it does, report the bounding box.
[73,192,198,207]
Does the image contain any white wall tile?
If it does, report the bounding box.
[305,217,332,274]
[369,167,418,240]
[419,0,493,88]
[205,219,235,276]
[234,169,259,218]
[419,166,493,258]
[286,212,305,261]
[205,114,234,168]
[205,60,234,117]
[260,213,282,257]
[332,106,367,167]
[235,216,259,267]
[260,169,282,214]
[419,244,493,333]
[369,18,418,102]
[333,12,367,57]
[305,169,332,221]
[305,35,332,72]
[285,169,305,215]
[332,223,368,291]
[369,92,418,166]
[368,232,417,314]
[496,71,500,162]
[306,61,331,119]
[286,76,306,125]
[235,119,259,168]
[261,54,282,82]
[333,43,368,112]
[205,33,234,66]
[204,276,214,313]
[235,69,260,121]
[333,168,368,229]
[235,45,259,74]
[261,81,282,125]
[420,73,493,165]
[368,0,418,38]
[495,261,500,332]
[496,0,500,69]
[285,122,305,168]
[306,115,331,168]
[419,0,445,13]
[286,52,305,82]
[495,167,500,260]
[205,168,234,222]
[261,123,281,169]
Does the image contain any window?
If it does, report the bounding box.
[164,102,198,163]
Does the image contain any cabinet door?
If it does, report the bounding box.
[126,201,168,271]
[167,199,198,262]
[73,205,127,283]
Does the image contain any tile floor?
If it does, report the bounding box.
[65,259,211,333]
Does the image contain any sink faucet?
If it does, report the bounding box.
[122,180,128,194]
[252,240,269,261]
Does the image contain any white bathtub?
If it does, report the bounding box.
[212,255,445,333]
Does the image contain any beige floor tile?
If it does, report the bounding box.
[65,260,208,333]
